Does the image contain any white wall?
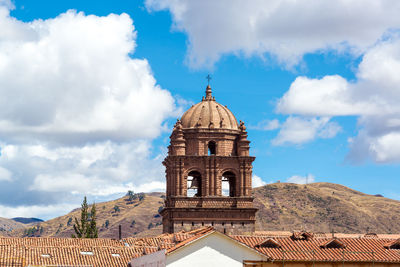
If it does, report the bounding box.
[130,249,166,267]
[166,232,266,267]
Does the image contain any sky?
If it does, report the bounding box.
[0,0,399,220]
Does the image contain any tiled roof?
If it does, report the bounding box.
[0,237,154,267]
[0,237,124,247]
[232,235,400,263]
[384,239,400,249]
[1,228,400,266]
[125,227,400,263]
[255,238,281,248]
[123,226,214,254]
[320,238,347,249]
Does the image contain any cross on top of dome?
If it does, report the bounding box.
[204,74,214,101]
[206,74,212,85]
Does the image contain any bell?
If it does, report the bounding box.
[189,177,200,189]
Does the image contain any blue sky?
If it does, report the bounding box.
[0,0,399,219]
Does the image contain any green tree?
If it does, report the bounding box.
[72,196,98,238]
[87,203,98,238]
[127,190,136,202]
[138,193,145,201]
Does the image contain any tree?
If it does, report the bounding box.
[138,193,145,201]
[113,205,120,213]
[88,203,98,238]
[72,196,98,238]
[126,190,136,202]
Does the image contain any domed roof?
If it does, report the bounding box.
[181,85,239,130]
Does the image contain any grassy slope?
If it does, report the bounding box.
[11,182,400,237]
[0,218,26,236]
[254,182,400,233]
[13,192,165,238]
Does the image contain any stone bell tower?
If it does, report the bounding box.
[160,84,257,234]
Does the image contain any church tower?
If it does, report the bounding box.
[160,84,257,234]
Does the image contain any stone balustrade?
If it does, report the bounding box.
[166,197,254,209]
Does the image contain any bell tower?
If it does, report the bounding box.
[160,84,257,234]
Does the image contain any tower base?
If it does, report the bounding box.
[161,205,257,234]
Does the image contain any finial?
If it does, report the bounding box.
[239,120,246,131]
[206,74,212,86]
[205,85,212,100]
[175,119,182,130]
[205,74,213,101]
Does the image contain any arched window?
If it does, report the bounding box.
[222,171,236,197]
[208,141,216,155]
[187,171,202,197]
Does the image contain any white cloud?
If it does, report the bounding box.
[271,116,341,146]
[0,0,13,9]
[0,203,78,220]
[348,130,400,164]
[252,174,268,188]
[134,181,166,193]
[146,0,400,68]
[0,166,12,181]
[0,7,176,219]
[276,75,375,116]
[277,35,400,163]
[287,174,315,184]
[369,133,400,163]
[0,7,176,145]
[251,119,280,131]
[0,140,167,218]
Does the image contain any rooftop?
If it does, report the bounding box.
[1,228,400,266]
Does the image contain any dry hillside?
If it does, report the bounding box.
[12,192,165,238]
[0,218,26,236]
[254,182,400,233]
[10,182,400,237]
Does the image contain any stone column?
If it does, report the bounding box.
[213,159,218,196]
[179,159,184,196]
[239,162,245,196]
[204,158,209,196]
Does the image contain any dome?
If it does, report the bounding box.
[180,85,239,130]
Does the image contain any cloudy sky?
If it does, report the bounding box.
[0,0,399,219]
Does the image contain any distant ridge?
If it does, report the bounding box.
[9,182,400,237]
[12,217,44,224]
[254,182,400,234]
[0,218,25,235]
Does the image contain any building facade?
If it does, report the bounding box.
[160,85,257,234]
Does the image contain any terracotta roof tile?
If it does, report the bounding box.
[1,228,400,265]
[232,235,400,263]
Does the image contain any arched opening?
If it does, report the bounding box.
[222,171,236,197]
[208,141,216,155]
[187,171,202,197]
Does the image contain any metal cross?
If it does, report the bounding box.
[206,74,212,85]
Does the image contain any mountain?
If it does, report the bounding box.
[254,182,400,234]
[11,182,400,237]
[12,217,44,224]
[0,217,26,236]
[12,192,165,238]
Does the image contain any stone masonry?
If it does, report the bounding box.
[160,85,257,234]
